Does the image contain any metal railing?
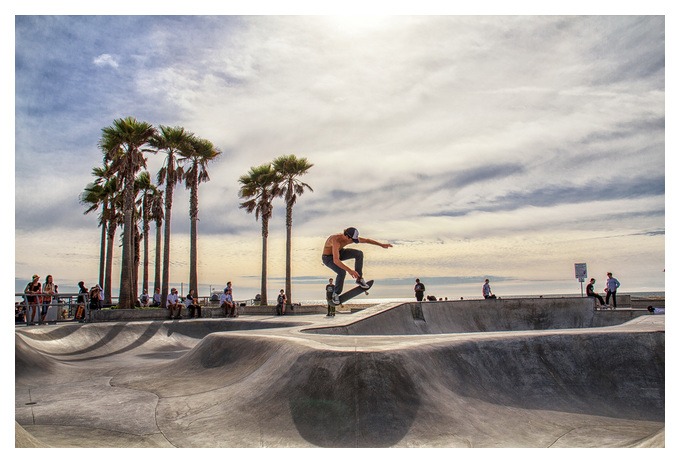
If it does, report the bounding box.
[15,292,91,325]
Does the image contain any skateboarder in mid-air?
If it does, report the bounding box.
[322,227,392,306]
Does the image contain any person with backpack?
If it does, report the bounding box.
[414,278,426,302]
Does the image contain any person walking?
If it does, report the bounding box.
[605,272,621,309]
[321,227,392,306]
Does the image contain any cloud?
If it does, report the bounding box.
[93,53,119,69]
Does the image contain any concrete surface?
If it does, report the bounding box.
[15,300,664,448]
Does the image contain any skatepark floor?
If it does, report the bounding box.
[15,305,665,448]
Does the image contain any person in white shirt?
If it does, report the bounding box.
[139,289,150,307]
[605,272,621,308]
[167,287,183,319]
[647,306,665,314]
[483,279,496,299]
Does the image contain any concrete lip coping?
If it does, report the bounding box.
[16,298,664,448]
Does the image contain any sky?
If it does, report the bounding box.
[11,11,669,303]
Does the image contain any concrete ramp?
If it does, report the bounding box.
[306,298,602,335]
[15,310,664,448]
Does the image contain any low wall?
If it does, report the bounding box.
[87,303,374,322]
[307,297,651,336]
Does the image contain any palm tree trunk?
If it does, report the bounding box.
[133,226,141,303]
[285,200,293,311]
[189,173,199,295]
[118,177,136,309]
[161,183,174,308]
[105,219,116,305]
[260,214,269,306]
[154,219,162,293]
[99,212,107,288]
[142,196,149,295]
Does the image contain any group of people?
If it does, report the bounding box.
[410,273,625,308]
[21,275,96,325]
[586,273,621,309]
[138,287,203,319]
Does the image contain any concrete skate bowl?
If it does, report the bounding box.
[15,309,665,448]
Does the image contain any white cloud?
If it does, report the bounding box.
[93,53,119,68]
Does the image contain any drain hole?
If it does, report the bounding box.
[25,402,36,405]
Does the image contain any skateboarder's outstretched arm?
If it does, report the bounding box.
[358,237,393,249]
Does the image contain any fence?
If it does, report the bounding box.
[15,292,90,325]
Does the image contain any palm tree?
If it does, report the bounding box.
[238,163,280,306]
[273,155,313,311]
[150,125,191,307]
[80,176,107,288]
[150,189,164,295]
[99,117,156,309]
[80,163,120,305]
[135,171,160,296]
[179,135,221,296]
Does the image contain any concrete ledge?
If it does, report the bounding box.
[88,303,375,321]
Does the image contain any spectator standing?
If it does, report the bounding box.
[276,289,286,316]
[41,275,56,323]
[25,275,41,325]
[75,281,87,321]
[414,278,426,302]
[185,289,201,318]
[167,288,183,319]
[325,278,335,316]
[586,278,606,308]
[483,279,496,299]
[605,272,621,309]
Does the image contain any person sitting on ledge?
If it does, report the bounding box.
[185,289,201,318]
[220,288,235,317]
[167,288,183,319]
[139,289,150,307]
[647,306,665,314]
[151,287,161,307]
[586,278,606,308]
[483,279,496,299]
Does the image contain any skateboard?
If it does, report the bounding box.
[328,280,374,308]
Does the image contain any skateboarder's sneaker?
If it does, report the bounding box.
[356,278,370,289]
[331,293,340,305]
